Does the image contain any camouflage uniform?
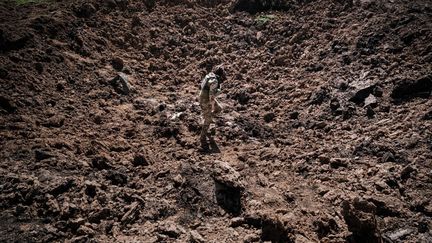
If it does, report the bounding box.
[199,72,222,144]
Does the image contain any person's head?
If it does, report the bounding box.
[213,65,226,82]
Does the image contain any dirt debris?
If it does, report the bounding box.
[1,0,432,242]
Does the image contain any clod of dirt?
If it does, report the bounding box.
[35,149,54,161]
[132,153,150,166]
[423,110,432,120]
[189,230,205,243]
[91,155,112,170]
[341,197,381,243]
[212,160,245,215]
[111,57,124,71]
[121,201,141,225]
[364,94,377,108]
[391,74,432,101]
[75,3,97,18]
[110,73,132,95]
[261,215,294,243]
[0,95,17,113]
[263,112,275,123]
[106,170,128,186]
[348,79,377,105]
[0,29,33,52]
[231,0,291,14]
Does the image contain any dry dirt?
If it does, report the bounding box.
[1,0,432,242]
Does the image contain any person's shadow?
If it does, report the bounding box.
[208,137,220,153]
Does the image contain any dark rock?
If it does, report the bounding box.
[391,74,432,101]
[35,62,43,74]
[84,180,99,197]
[120,202,141,225]
[35,149,54,161]
[88,208,111,223]
[263,112,275,123]
[400,165,416,180]
[341,198,381,243]
[0,29,33,52]
[366,106,375,118]
[289,111,299,119]
[42,115,65,128]
[212,160,245,215]
[132,153,150,166]
[76,225,95,236]
[231,0,291,14]
[0,96,17,113]
[106,170,128,186]
[91,155,112,170]
[110,73,132,95]
[313,217,339,239]
[310,87,330,105]
[111,57,124,71]
[348,79,377,105]
[422,110,432,120]
[261,215,294,242]
[330,98,340,111]
[0,68,8,79]
[330,158,348,169]
[49,179,75,196]
[75,3,97,18]
[232,88,250,105]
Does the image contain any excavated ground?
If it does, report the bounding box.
[1,0,432,242]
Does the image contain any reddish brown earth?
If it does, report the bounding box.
[1,0,432,242]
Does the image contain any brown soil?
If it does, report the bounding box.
[1,0,432,242]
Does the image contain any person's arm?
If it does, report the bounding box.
[208,78,219,107]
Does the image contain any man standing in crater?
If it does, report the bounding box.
[199,65,226,150]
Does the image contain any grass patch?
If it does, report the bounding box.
[14,0,46,5]
[255,14,277,25]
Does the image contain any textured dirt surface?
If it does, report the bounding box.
[1,0,432,242]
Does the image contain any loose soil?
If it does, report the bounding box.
[1,0,431,242]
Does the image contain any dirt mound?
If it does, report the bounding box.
[1,0,432,242]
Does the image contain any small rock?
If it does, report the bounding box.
[75,3,97,18]
[121,202,141,225]
[132,153,149,166]
[341,198,381,243]
[158,222,184,238]
[110,73,132,95]
[212,160,245,215]
[330,158,348,169]
[364,94,377,108]
[348,79,377,105]
[386,228,414,241]
[111,57,124,71]
[243,233,260,243]
[263,112,275,123]
[230,217,245,227]
[189,230,205,243]
[330,98,340,111]
[366,106,375,118]
[91,155,112,170]
[106,170,128,186]
[289,111,299,119]
[0,96,17,113]
[35,149,54,161]
[400,165,416,180]
[172,174,184,187]
[34,62,43,74]
[77,225,95,236]
[84,180,99,197]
